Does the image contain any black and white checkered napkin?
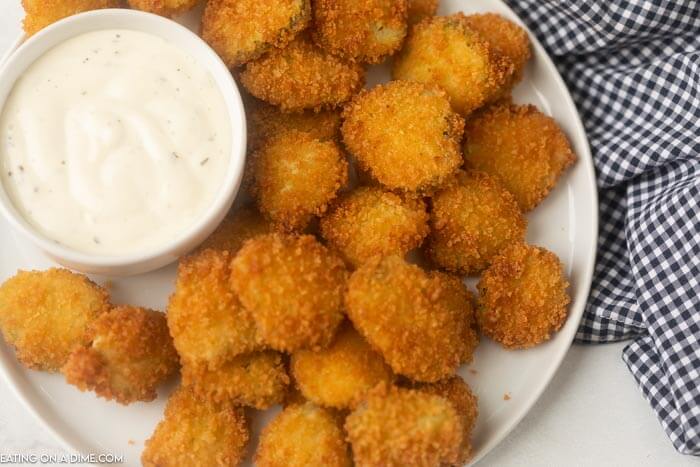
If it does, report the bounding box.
[506,0,700,456]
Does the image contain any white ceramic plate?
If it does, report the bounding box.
[0,0,598,465]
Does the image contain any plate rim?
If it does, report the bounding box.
[0,0,600,463]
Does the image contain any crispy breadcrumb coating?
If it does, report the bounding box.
[168,249,263,368]
[201,0,310,67]
[0,269,110,371]
[127,0,198,17]
[21,0,121,36]
[320,186,429,267]
[345,256,478,382]
[345,384,463,467]
[197,206,271,254]
[256,402,351,467]
[247,100,341,150]
[342,81,464,192]
[464,13,531,84]
[427,170,526,275]
[477,243,570,349]
[407,0,438,26]
[182,351,289,409]
[250,130,349,232]
[241,35,365,112]
[413,376,478,465]
[291,323,393,409]
[142,387,249,467]
[312,0,408,64]
[393,13,514,115]
[231,233,347,352]
[62,306,178,404]
[463,103,577,211]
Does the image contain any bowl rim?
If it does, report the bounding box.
[0,8,247,271]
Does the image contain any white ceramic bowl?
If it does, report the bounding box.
[0,9,246,276]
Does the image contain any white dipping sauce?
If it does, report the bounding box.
[0,29,231,255]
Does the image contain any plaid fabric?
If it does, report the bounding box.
[506,0,700,456]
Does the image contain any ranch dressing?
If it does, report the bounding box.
[0,29,231,255]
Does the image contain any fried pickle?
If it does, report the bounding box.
[21,0,121,36]
[463,103,577,211]
[342,80,464,192]
[345,256,478,382]
[127,0,199,17]
[0,269,110,371]
[407,0,438,26]
[250,130,348,232]
[230,233,347,352]
[196,206,271,254]
[477,243,570,349]
[393,13,514,115]
[427,170,526,275]
[142,387,249,467]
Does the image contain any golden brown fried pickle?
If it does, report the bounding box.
[250,130,348,232]
[477,243,570,349]
[127,0,198,17]
[247,100,341,150]
[413,376,478,465]
[201,0,310,67]
[346,384,463,467]
[241,35,365,112]
[168,249,263,368]
[256,402,351,467]
[346,256,478,382]
[231,233,347,352]
[62,306,178,404]
[21,0,121,36]
[182,351,289,409]
[291,323,393,409]
[196,206,271,254]
[407,0,438,26]
[464,13,531,84]
[393,13,514,115]
[342,81,464,192]
[142,387,249,467]
[427,170,526,275]
[0,269,110,371]
[320,186,429,267]
[463,103,577,211]
[312,0,408,63]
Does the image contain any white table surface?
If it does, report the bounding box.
[0,3,696,467]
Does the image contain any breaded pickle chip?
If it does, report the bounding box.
[413,376,478,464]
[201,0,310,67]
[0,269,110,371]
[320,186,429,267]
[182,351,289,409]
[312,0,408,63]
[291,323,394,409]
[167,249,263,368]
[463,103,577,211]
[407,0,438,26]
[477,243,570,349]
[142,387,249,467]
[464,13,531,83]
[196,206,271,254]
[231,233,347,352]
[427,170,527,275]
[127,0,198,18]
[345,256,478,382]
[256,402,351,467]
[241,36,365,112]
[393,13,514,115]
[62,306,178,404]
[342,81,464,192]
[345,384,463,467]
[248,100,341,150]
[21,0,120,36]
[250,130,349,232]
